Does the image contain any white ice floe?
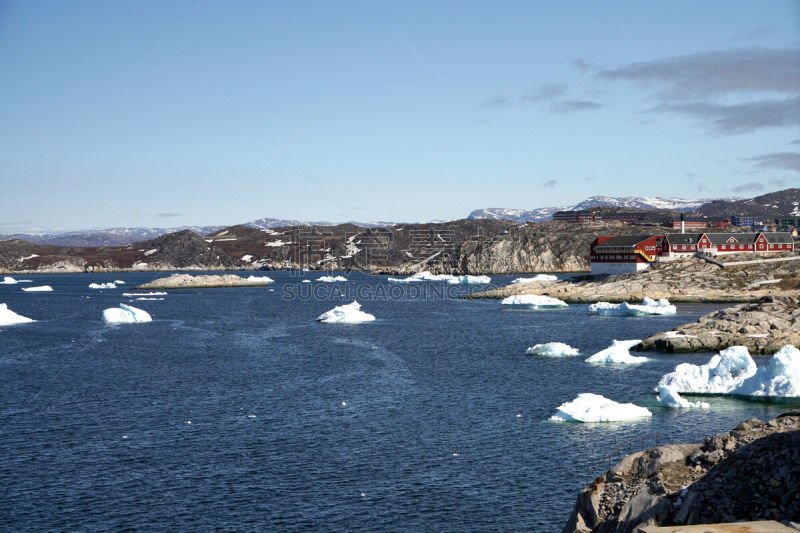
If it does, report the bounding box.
[550,393,652,422]
[526,342,580,357]
[245,275,274,285]
[301,279,311,283]
[89,282,117,289]
[657,385,709,409]
[732,345,800,398]
[500,294,568,309]
[114,280,125,284]
[588,297,676,316]
[387,271,469,284]
[316,301,375,324]
[445,275,491,284]
[1,276,18,284]
[585,339,649,365]
[102,303,152,324]
[134,297,164,301]
[122,292,167,296]
[511,274,558,284]
[0,303,35,326]
[317,275,348,282]
[658,346,757,395]
[22,285,53,292]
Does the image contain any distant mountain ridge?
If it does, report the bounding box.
[692,188,800,219]
[468,196,729,223]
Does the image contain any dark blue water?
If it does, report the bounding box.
[1,271,796,532]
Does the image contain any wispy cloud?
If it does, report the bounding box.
[549,100,603,114]
[790,139,800,146]
[731,182,765,193]
[743,152,800,172]
[769,177,787,187]
[542,179,558,187]
[570,58,598,74]
[0,220,33,226]
[479,96,510,109]
[522,83,566,103]
[729,26,779,42]
[654,95,800,134]
[156,212,182,218]
[598,47,799,99]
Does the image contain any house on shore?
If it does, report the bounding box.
[590,232,796,275]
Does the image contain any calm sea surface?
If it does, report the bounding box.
[1,271,796,532]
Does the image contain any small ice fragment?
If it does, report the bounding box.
[317,301,375,324]
[526,342,579,357]
[341,401,347,407]
[0,303,35,325]
[102,303,152,324]
[549,393,652,422]
[500,294,568,309]
[89,282,117,289]
[585,340,649,365]
[22,285,53,292]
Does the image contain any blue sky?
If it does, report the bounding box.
[1,0,798,232]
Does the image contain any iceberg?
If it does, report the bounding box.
[89,282,117,289]
[317,275,348,282]
[22,285,53,292]
[102,303,152,324]
[550,393,652,422]
[316,301,375,324]
[511,274,558,284]
[245,275,274,284]
[657,385,709,409]
[0,303,35,326]
[585,339,649,365]
[500,294,568,309]
[114,280,125,284]
[1,276,18,284]
[732,345,800,398]
[588,297,676,316]
[301,279,311,283]
[122,292,167,296]
[657,346,757,394]
[526,342,580,357]
[445,275,491,284]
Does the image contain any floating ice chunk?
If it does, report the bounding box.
[511,274,558,284]
[22,285,53,292]
[733,345,800,398]
[122,292,167,296]
[317,301,375,324]
[245,275,274,285]
[102,303,152,324]
[0,303,35,325]
[301,280,311,283]
[134,297,164,301]
[550,393,652,422]
[526,342,580,357]
[658,346,757,394]
[588,297,676,316]
[387,271,456,283]
[445,275,491,284]
[657,385,709,409]
[585,339,649,365]
[89,282,117,289]
[1,276,18,284]
[114,280,125,284]
[500,294,568,309]
[317,275,348,282]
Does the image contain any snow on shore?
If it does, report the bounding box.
[550,393,652,422]
[0,303,35,326]
[500,294,568,309]
[588,297,676,316]
[103,304,152,324]
[316,301,375,324]
[526,342,580,357]
[585,339,649,365]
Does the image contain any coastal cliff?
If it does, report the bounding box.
[563,414,800,532]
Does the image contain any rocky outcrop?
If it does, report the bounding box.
[469,256,800,303]
[637,296,800,354]
[563,414,800,533]
[135,273,273,290]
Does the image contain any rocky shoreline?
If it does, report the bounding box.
[135,273,273,290]
[563,414,800,532]
[636,296,800,355]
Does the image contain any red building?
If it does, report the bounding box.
[589,235,664,274]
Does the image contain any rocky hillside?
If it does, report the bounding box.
[468,254,800,303]
[563,414,800,532]
[693,188,800,219]
[638,296,800,354]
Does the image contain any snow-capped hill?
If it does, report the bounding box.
[246,217,395,229]
[571,196,722,212]
[468,207,569,223]
[469,196,730,223]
